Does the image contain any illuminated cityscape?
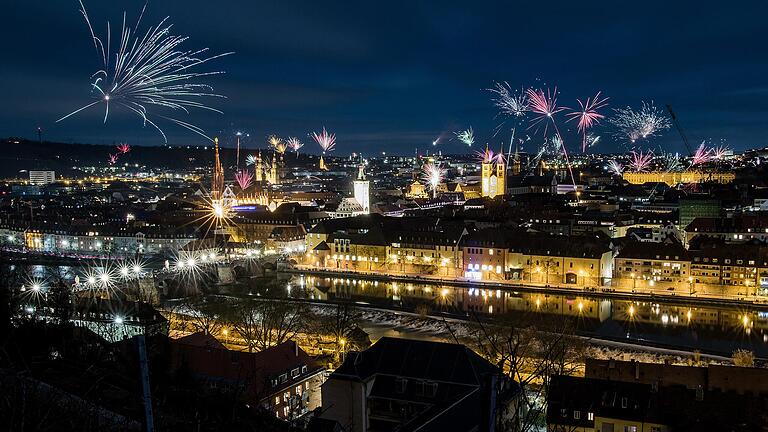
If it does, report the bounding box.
[2,1,768,431]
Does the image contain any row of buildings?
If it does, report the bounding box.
[302,214,768,297]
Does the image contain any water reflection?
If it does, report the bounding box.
[270,274,768,357]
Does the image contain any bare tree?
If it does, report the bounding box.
[468,313,586,432]
[227,300,307,352]
[175,296,227,336]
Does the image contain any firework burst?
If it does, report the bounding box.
[287,137,304,154]
[311,127,336,153]
[607,160,624,176]
[116,143,131,154]
[566,91,609,153]
[629,150,654,172]
[475,147,504,164]
[527,87,566,135]
[454,127,475,147]
[421,162,446,198]
[609,101,670,144]
[692,142,713,165]
[57,2,233,142]
[662,152,683,172]
[108,153,119,165]
[235,169,254,190]
[488,82,529,117]
[711,145,730,160]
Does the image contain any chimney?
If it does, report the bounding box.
[294,340,299,357]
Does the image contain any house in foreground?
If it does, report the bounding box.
[319,337,518,432]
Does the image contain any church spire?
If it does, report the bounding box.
[211,137,224,200]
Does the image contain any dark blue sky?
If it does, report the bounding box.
[2,1,767,155]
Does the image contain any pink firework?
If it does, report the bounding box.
[692,142,712,165]
[116,143,131,154]
[526,86,576,186]
[629,150,654,172]
[107,153,119,165]
[235,170,254,190]
[311,127,336,153]
[475,148,504,164]
[287,137,304,154]
[527,87,566,135]
[566,91,609,153]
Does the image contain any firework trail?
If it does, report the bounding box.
[455,127,475,147]
[566,91,609,153]
[287,137,304,154]
[421,162,446,198]
[585,134,600,150]
[692,142,713,165]
[629,150,654,172]
[116,143,131,154]
[57,1,233,142]
[526,87,576,186]
[235,169,253,190]
[311,127,336,153]
[609,101,671,144]
[607,160,624,176]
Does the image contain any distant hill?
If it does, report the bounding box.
[0,137,325,179]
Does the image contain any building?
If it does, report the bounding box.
[28,170,56,185]
[678,197,721,231]
[211,137,224,200]
[320,337,518,432]
[169,335,325,421]
[480,147,506,198]
[353,164,370,214]
[685,213,768,245]
[622,171,735,186]
[613,241,690,292]
[547,375,668,432]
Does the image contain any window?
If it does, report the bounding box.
[296,385,302,395]
[623,427,637,432]
[291,368,300,378]
[275,396,280,405]
[587,412,594,421]
[279,373,288,383]
[573,410,580,420]
[560,408,567,418]
[621,397,628,408]
[301,365,307,374]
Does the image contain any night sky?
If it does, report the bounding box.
[2,1,767,155]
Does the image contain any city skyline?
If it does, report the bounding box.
[2,1,768,153]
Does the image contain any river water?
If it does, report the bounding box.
[256,273,768,358]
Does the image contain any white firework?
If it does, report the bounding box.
[421,162,446,198]
[57,1,233,142]
[454,127,475,147]
[488,81,528,117]
[609,101,670,143]
[607,160,624,176]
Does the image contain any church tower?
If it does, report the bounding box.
[353,164,370,214]
[255,151,263,182]
[269,151,279,184]
[480,146,506,199]
[211,137,224,200]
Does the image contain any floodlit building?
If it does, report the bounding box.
[28,170,55,185]
[353,164,370,214]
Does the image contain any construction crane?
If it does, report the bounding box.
[666,105,694,156]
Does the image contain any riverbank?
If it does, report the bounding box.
[285,266,768,310]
